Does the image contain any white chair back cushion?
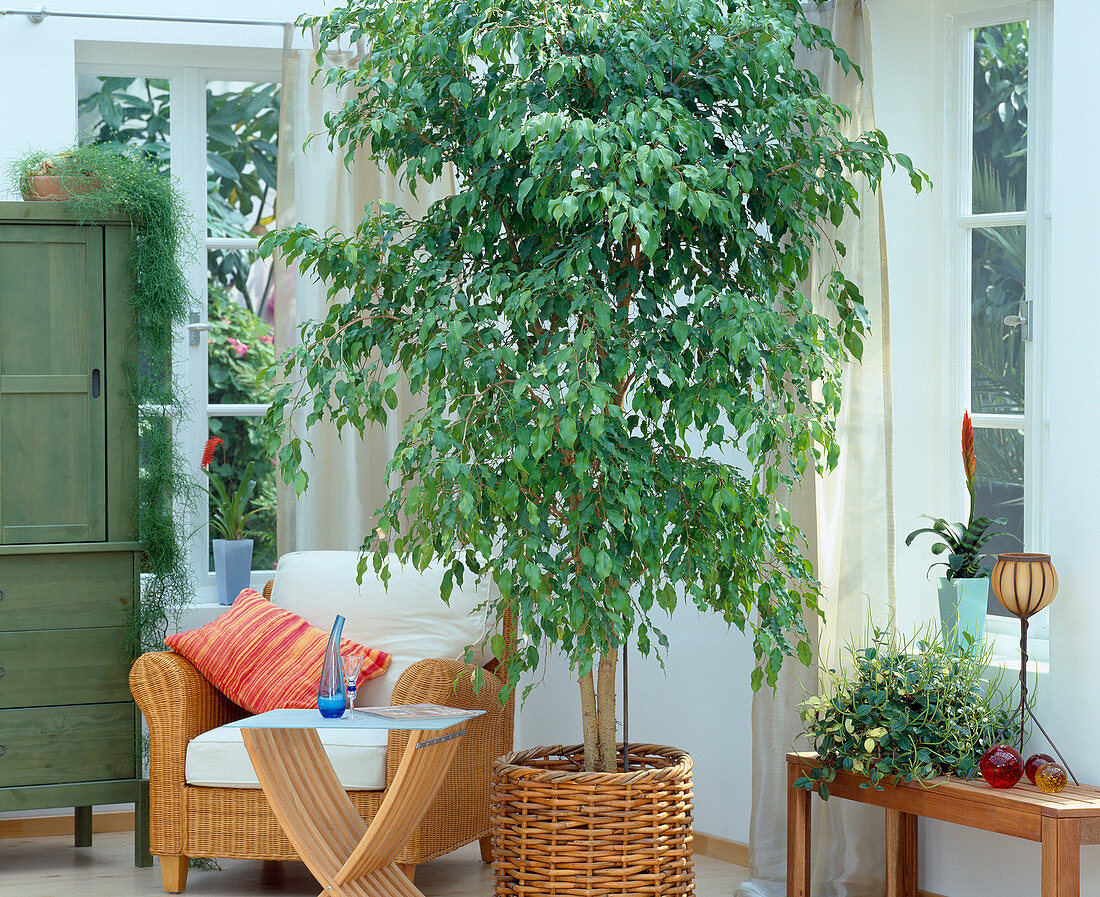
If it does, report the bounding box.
[270,551,495,707]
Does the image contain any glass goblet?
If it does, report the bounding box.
[342,654,365,718]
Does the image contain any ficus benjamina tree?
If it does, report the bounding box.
[261,0,926,771]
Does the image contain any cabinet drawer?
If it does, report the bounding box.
[0,704,136,787]
[0,552,134,631]
[0,628,131,709]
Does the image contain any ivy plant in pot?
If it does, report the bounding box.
[262,0,923,892]
[794,623,1016,798]
[906,411,1011,649]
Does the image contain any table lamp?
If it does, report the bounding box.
[990,552,1077,784]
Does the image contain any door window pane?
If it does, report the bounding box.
[971,226,1025,415]
[208,250,276,404]
[77,76,170,168]
[206,418,277,572]
[972,21,1028,214]
[973,427,1023,616]
[206,81,279,238]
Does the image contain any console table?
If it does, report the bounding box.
[233,708,483,897]
[787,751,1100,897]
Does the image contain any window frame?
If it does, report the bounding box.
[943,1,1052,644]
[76,45,283,601]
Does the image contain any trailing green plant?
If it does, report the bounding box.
[262,0,926,771]
[906,411,1012,580]
[794,623,1017,799]
[9,143,195,656]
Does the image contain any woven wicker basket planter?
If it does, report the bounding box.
[491,743,694,897]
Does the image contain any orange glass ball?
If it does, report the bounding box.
[1035,763,1068,794]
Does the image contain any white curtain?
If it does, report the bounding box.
[273,36,455,555]
[736,1,896,894]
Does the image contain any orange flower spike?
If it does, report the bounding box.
[961,411,976,497]
[201,437,224,470]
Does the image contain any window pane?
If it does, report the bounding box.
[77,75,170,168]
[206,81,279,238]
[973,427,1023,616]
[206,417,277,572]
[972,21,1028,213]
[208,252,276,405]
[971,226,1025,414]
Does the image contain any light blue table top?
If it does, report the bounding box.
[227,707,483,732]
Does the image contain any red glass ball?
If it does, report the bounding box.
[1035,763,1068,794]
[980,744,1023,789]
[1025,753,1056,785]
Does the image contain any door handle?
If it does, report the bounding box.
[91,368,101,399]
[188,312,210,346]
[1002,299,1032,342]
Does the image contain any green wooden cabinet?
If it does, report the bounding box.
[0,203,149,866]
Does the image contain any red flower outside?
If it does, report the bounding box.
[201,437,224,469]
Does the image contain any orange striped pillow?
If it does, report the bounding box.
[165,589,390,714]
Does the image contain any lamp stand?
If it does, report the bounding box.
[1014,615,1079,786]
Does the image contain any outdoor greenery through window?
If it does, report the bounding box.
[77,74,281,573]
[966,20,1029,615]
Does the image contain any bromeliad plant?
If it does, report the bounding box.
[906,411,1011,579]
[262,0,926,771]
[200,437,262,542]
[795,624,1016,798]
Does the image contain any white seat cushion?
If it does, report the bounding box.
[271,551,496,707]
[185,721,388,790]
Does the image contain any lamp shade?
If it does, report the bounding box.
[991,553,1058,618]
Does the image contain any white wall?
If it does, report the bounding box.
[0,1,320,188]
[516,616,758,844]
[871,0,1100,894]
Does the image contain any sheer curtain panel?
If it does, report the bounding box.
[736,1,897,894]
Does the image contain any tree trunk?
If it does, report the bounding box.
[580,668,599,770]
[595,649,618,771]
[579,651,620,771]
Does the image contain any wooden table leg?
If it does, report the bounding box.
[787,764,811,897]
[1042,816,1080,897]
[885,809,918,897]
[243,724,465,897]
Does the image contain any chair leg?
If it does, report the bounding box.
[160,855,189,893]
[479,835,493,863]
[396,863,416,883]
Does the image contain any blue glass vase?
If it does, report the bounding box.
[317,614,347,718]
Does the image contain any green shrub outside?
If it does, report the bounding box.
[207,283,277,569]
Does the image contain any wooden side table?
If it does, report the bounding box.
[787,751,1100,897]
[233,708,482,897]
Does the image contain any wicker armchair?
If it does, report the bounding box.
[129,581,514,894]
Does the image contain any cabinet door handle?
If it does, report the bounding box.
[0,665,4,677]
[0,589,4,600]
[91,369,101,399]
[0,745,5,756]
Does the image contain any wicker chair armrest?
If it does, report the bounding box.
[385,658,506,788]
[129,650,246,855]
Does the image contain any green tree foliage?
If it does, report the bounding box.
[262,0,925,770]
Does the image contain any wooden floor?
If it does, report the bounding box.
[0,832,752,896]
